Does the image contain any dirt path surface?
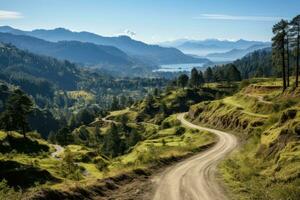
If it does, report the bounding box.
[246,93,273,104]
[51,144,64,159]
[152,113,238,200]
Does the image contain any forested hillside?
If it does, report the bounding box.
[0,66,237,199]
[0,33,155,75]
[0,43,168,138]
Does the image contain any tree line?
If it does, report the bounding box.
[174,64,241,88]
[272,15,300,90]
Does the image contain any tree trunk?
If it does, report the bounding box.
[296,27,300,87]
[282,39,287,91]
[22,125,26,138]
[286,37,290,87]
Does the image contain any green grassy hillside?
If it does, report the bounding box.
[188,78,300,200]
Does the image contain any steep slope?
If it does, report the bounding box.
[233,48,272,78]
[0,43,80,91]
[0,26,211,65]
[187,80,300,199]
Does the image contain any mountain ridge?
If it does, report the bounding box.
[0,26,210,66]
[159,38,271,59]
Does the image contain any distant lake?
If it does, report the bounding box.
[153,63,206,72]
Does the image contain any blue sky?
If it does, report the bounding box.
[0,0,299,43]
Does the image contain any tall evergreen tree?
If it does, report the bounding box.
[272,19,289,91]
[56,127,74,145]
[190,68,200,88]
[291,15,300,87]
[204,67,213,83]
[177,74,189,88]
[226,64,242,82]
[102,123,121,157]
[286,25,291,87]
[0,89,33,137]
[198,71,205,86]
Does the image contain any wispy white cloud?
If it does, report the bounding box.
[194,14,281,22]
[116,29,136,38]
[0,10,23,20]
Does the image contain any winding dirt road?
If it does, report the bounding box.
[153,113,238,200]
[51,144,64,159]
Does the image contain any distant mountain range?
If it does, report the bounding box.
[206,44,271,62]
[0,32,144,74]
[0,26,210,69]
[159,39,271,61]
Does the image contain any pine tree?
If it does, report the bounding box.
[111,96,119,111]
[272,20,289,91]
[190,68,200,88]
[102,123,121,157]
[291,15,300,87]
[226,64,242,82]
[126,129,141,148]
[95,124,102,144]
[0,89,33,137]
[204,67,213,83]
[177,74,189,88]
[198,71,205,86]
[287,27,291,87]
[56,127,74,145]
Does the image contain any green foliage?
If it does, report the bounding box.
[0,132,49,154]
[126,129,142,148]
[0,89,33,137]
[189,78,300,200]
[177,74,189,88]
[94,158,109,172]
[0,179,22,200]
[189,68,204,88]
[60,148,83,180]
[55,127,74,146]
[204,67,213,82]
[135,144,159,165]
[239,79,251,90]
[235,49,273,79]
[102,124,122,158]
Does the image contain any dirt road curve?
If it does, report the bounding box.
[51,144,64,159]
[152,113,238,200]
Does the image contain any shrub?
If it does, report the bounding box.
[0,179,22,200]
[175,127,185,135]
[27,131,42,139]
[95,158,109,172]
[239,79,250,90]
[280,109,297,123]
[60,149,83,180]
[161,121,170,129]
[294,124,300,136]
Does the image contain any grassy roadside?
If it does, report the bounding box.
[188,79,300,200]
